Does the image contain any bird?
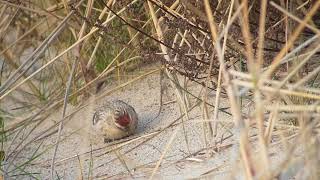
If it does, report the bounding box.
[92,100,138,142]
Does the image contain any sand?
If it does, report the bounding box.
[3,64,295,180]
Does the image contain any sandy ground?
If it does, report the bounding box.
[3,64,296,180]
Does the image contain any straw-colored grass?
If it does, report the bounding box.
[1,0,320,179]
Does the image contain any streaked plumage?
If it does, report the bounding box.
[92,100,138,142]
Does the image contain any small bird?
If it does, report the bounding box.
[92,100,138,142]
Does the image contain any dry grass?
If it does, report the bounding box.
[1,0,320,179]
